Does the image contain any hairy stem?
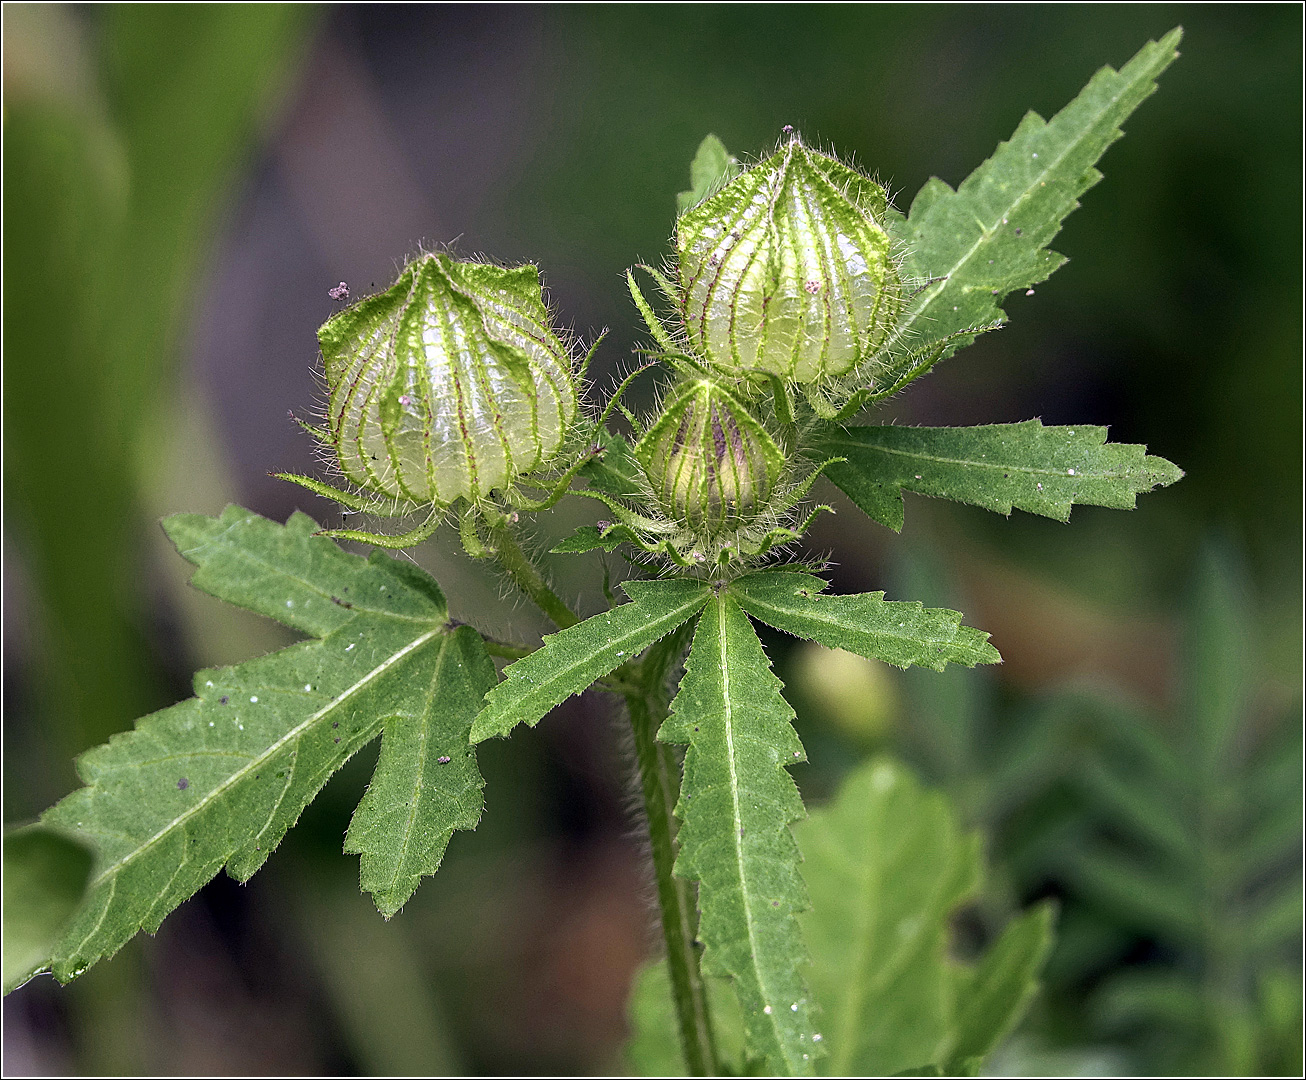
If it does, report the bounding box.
[624,625,718,1075]
[485,524,581,630]
[480,527,713,1069]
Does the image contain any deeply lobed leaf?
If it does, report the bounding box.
[797,758,1053,1076]
[731,571,1000,671]
[40,507,484,978]
[343,625,495,917]
[818,421,1183,531]
[659,594,820,1075]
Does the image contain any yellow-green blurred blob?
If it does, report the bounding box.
[789,643,898,743]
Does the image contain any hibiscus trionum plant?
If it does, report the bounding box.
[15,30,1185,1077]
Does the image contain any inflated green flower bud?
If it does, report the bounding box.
[636,379,784,537]
[319,252,577,507]
[675,133,901,384]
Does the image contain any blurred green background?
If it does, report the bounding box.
[3,4,1300,1075]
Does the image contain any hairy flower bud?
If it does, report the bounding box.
[319,252,577,507]
[675,134,901,384]
[636,379,784,537]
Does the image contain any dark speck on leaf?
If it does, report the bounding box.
[1014,227,1022,235]
[334,737,341,744]
[177,778,189,790]
[220,695,228,705]
[332,722,339,728]
[437,755,452,764]
[772,900,780,907]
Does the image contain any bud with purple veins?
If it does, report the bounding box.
[675,132,902,386]
[279,251,580,547]
[636,379,784,538]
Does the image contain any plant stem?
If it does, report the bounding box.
[485,524,581,630]
[624,626,718,1076]
[481,531,714,1070]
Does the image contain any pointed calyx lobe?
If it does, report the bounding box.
[316,252,577,508]
[675,134,901,385]
[40,507,489,978]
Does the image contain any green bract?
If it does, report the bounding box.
[279,252,581,547]
[675,134,901,386]
[636,379,784,538]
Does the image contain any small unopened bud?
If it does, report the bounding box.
[319,252,577,506]
[636,380,783,537]
[676,134,901,383]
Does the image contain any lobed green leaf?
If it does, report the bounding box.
[797,758,1053,1076]
[343,625,495,917]
[730,571,999,671]
[947,904,1056,1074]
[469,578,711,743]
[659,594,819,1075]
[39,507,481,979]
[798,757,980,1075]
[818,421,1183,531]
[890,29,1182,364]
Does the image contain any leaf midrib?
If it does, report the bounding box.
[717,598,789,1069]
[896,61,1148,341]
[386,632,454,893]
[826,430,1129,479]
[83,625,444,893]
[491,593,708,725]
[737,585,959,650]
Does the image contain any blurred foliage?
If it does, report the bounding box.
[3,4,314,807]
[3,4,1300,1076]
[1056,544,1303,1077]
[787,540,1302,1076]
[626,758,1054,1077]
[2,828,93,994]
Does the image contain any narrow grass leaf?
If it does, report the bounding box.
[818,422,1183,532]
[660,594,819,1075]
[470,579,711,742]
[731,571,999,671]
